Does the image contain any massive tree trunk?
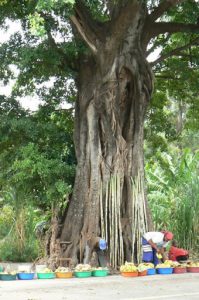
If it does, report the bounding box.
[49,2,154,268]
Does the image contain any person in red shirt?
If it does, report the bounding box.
[169,240,189,262]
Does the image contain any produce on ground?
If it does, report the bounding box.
[120,262,138,273]
[75,264,92,272]
[55,267,71,273]
[39,268,54,273]
[138,263,154,272]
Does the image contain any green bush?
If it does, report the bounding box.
[0,206,41,262]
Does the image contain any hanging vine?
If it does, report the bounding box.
[131,172,148,263]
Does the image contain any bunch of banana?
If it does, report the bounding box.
[120,262,138,272]
[10,271,17,275]
[138,264,148,272]
[176,263,188,268]
[156,263,168,268]
[189,262,199,267]
[156,260,174,268]
[171,261,180,267]
[145,263,154,268]
[1,271,17,275]
[55,267,71,273]
[75,264,92,272]
[138,263,154,270]
[41,268,53,273]
[156,253,162,259]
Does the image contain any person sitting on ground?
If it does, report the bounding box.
[168,240,189,262]
[142,230,174,266]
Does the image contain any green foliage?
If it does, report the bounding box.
[0,205,13,239]
[28,0,75,36]
[145,2,199,254]
[0,94,76,261]
[36,0,75,11]
[146,149,199,253]
[0,202,41,261]
[29,12,46,36]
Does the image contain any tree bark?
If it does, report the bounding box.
[49,4,154,268]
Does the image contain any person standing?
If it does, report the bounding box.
[142,231,173,265]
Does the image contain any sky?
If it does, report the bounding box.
[0,20,160,111]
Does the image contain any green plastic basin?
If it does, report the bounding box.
[92,270,108,277]
[0,274,17,281]
[37,272,55,279]
[74,271,92,278]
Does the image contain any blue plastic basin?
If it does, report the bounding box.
[147,268,156,275]
[156,268,173,274]
[17,273,35,280]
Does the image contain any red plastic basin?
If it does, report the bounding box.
[187,267,199,273]
[173,267,187,274]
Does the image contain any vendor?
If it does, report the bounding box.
[168,240,189,262]
[142,231,173,266]
[84,236,109,267]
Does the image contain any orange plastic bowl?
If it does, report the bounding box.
[56,272,73,278]
[138,270,147,276]
[121,272,138,277]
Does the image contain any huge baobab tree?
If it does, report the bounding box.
[1,0,199,267]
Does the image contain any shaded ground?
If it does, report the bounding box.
[0,273,199,300]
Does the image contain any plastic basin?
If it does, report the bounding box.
[121,272,138,277]
[92,270,108,277]
[156,268,173,274]
[147,268,156,275]
[187,267,199,273]
[17,273,35,280]
[74,271,92,278]
[37,272,55,279]
[56,272,73,278]
[173,267,187,274]
[0,274,17,281]
[138,270,147,276]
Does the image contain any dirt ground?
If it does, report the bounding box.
[0,273,199,300]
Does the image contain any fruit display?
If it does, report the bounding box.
[186,261,199,273]
[120,262,138,277]
[156,260,175,268]
[137,263,154,272]
[0,271,17,275]
[75,264,92,272]
[137,263,151,276]
[55,267,73,278]
[156,260,174,274]
[143,263,154,269]
[37,268,55,279]
[188,262,199,267]
[39,268,54,273]
[74,264,92,278]
[120,262,138,273]
[55,267,71,273]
